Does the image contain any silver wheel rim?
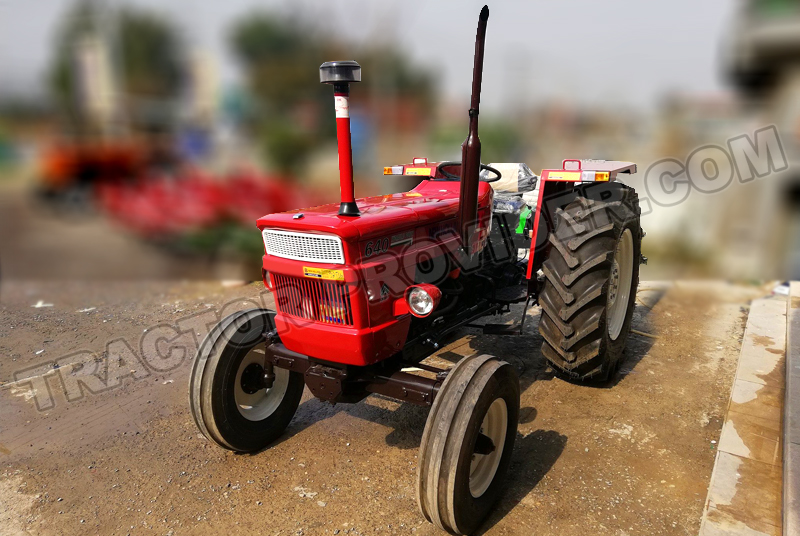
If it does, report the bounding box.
[233,345,290,422]
[469,398,508,498]
[607,228,634,341]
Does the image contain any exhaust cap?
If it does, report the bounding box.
[320,61,362,84]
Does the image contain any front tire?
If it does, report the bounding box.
[189,308,304,452]
[539,183,642,381]
[417,354,520,535]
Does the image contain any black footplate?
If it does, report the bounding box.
[481,322,524,335]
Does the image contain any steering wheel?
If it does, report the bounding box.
[436,161,502,183]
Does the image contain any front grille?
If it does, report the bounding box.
[262,229,345,264]
[272,273,354,326]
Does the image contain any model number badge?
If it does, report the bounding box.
[364,238,389,258]
[364,231,413,258]
[303,267,344,281]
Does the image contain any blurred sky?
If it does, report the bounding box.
[0,0,737,113]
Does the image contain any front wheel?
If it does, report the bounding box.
[189,309,304,452]
[417,354,520,535]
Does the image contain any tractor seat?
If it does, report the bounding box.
[483,163,539,215]
[481,163,538,194]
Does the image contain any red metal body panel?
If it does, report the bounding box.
[540,159,637,182]
[525,159,638,279]
[256,180,491,244]
[575,159,637,176]
[257,176,493,365]
[525,178,550,281]
[274,313,412,366]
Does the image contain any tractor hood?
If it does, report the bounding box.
[256,180,492,241]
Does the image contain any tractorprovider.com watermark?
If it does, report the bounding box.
[3,125,790,413]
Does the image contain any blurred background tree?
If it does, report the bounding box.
[229,14,334,175]
[359,47,436,116]
[230,12,436,176]
[432,120,522,163]
[48,0,185,133]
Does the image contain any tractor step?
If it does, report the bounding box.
[468,291,533,336]
[470,322,524,335]
[492,286,529,305]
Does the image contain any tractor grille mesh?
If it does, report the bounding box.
[262,230,345,264]
[271,273,354,326]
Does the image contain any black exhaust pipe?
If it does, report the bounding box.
[458,5,489,254]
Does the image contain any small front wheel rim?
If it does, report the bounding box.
[469,398,508,498]
[607,228,634,340]
[233,345,290,422]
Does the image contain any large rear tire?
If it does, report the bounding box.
[417,354,520,535]
[189,309,304,452]
[538,183,642,381]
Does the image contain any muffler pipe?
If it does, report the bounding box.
[458,5,489,252]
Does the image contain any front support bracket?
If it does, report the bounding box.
[265,343,443,407]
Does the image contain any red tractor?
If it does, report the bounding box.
[190,6,643,534]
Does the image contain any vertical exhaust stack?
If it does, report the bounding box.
[320,61,362,217]
[458,5,490,253]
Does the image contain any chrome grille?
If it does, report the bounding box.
[262,229,345,264]
[271,273,353,326]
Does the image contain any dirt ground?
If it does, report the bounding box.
[0,277,767,536]
[0,161,771,535]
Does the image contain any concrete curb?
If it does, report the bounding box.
[786,282,800,536]
[700,296,787,536]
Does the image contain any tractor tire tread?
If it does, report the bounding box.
[538,183,642,382]
[417,354,519,535]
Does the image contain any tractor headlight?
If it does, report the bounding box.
[408,288,434,316]
[405,284,442,318]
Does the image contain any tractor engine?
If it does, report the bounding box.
[256,177,494,367]
[257,57,499,368]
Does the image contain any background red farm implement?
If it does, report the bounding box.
[95,170,319,251]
